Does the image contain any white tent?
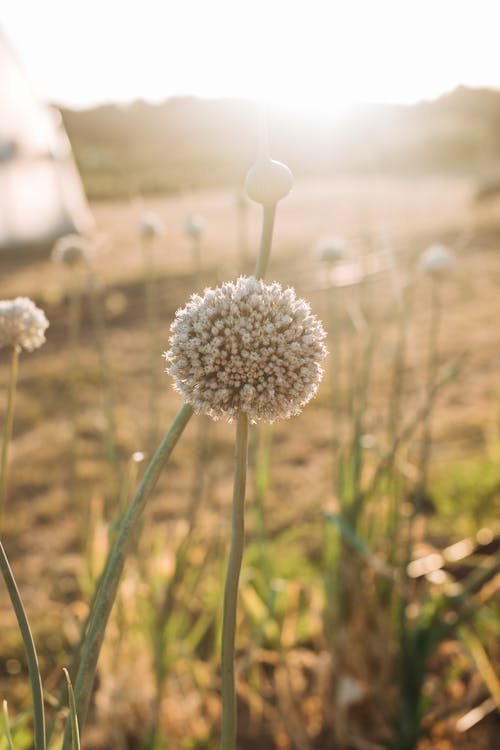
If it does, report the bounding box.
[0,31,93,251]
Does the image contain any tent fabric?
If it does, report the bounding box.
[0,32,94,250]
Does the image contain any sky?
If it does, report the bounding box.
[2,0,500,115]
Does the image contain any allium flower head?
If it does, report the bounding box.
[139,212,164,238]
[165,276,327,422]
[419,243,456,279]
[183,215,205,239]
[52,234,93,267]
[315,236,349,264]
[0,297,49,352]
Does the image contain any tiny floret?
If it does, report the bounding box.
[0,297,49,352]
[419,243,456,279]
[183,215,205,239]
[244,157,293,206]
[165,276,327,422]
[139,212,165,238]
[52,234,93,267]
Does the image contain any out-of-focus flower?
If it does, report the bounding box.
[0,297,49,352]
[315,236,349,264]
[138,212,165,238]
[419,243,456,279]
[244,157,293,206]
[165,276,327,422]
[183,215,205,240]
[52,234,93,267]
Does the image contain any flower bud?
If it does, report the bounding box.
[315,236,349,264]
[183,215,205,239]
[138,212,164,238]
[244,157,293,206]
[419,243,456,279]
[52,234,93,267]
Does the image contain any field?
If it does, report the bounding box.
[1,173,500,750]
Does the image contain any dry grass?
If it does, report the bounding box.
[1,174,499,749]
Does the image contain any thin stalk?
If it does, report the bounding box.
[67,285,82,504]
[0,541,46,750]
[236,191,249,272]
[0,344,18,530]
[87,271,119,479]
[387,286,412,445]
[141,235,162,451]
[253,205,276,280]
[191,237,202,286]
[415,279,441,505]
[61,402,193,749]
[220,413,249,750]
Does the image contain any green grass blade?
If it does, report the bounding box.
[0,541,46,750]
[63,669,81,750]
[2,700,15,750]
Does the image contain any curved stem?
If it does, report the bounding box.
[62,402,193,749]
[220,413,249,750]
[0,345,18,530]
[0,540,46,750]
[253,205,276,280]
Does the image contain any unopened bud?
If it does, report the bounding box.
[244,157,293,206]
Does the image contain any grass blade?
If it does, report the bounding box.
[0,541,46,750]
[2,700,15,750]
[63,668,81,750]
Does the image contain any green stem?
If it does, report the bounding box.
[192,237,202,285]
[62,402,193,749]
[253,205,276,280]
[220,413,249,750]
[0,345,18,531]
[0,541,46,750]
[67,285,82,505]
[142,236,163,451]
[415,279,442,505]
[87,270,119,476]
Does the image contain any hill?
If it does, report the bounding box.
[60,86,500,199]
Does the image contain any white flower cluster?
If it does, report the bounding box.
[52,234,93,267]
[165,276,327,422]
[419,243,456,279]
[0,297,49,352]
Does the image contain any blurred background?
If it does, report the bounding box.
[3,0,500,206]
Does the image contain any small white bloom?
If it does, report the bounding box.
[0,297,49,352]
[165,276,327,422]
[138,212,164,238]
[419,244,456,279]
[315,236,349,264]
[52,234,93,267]
[183,215,205,239]
[244,157,293,206]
